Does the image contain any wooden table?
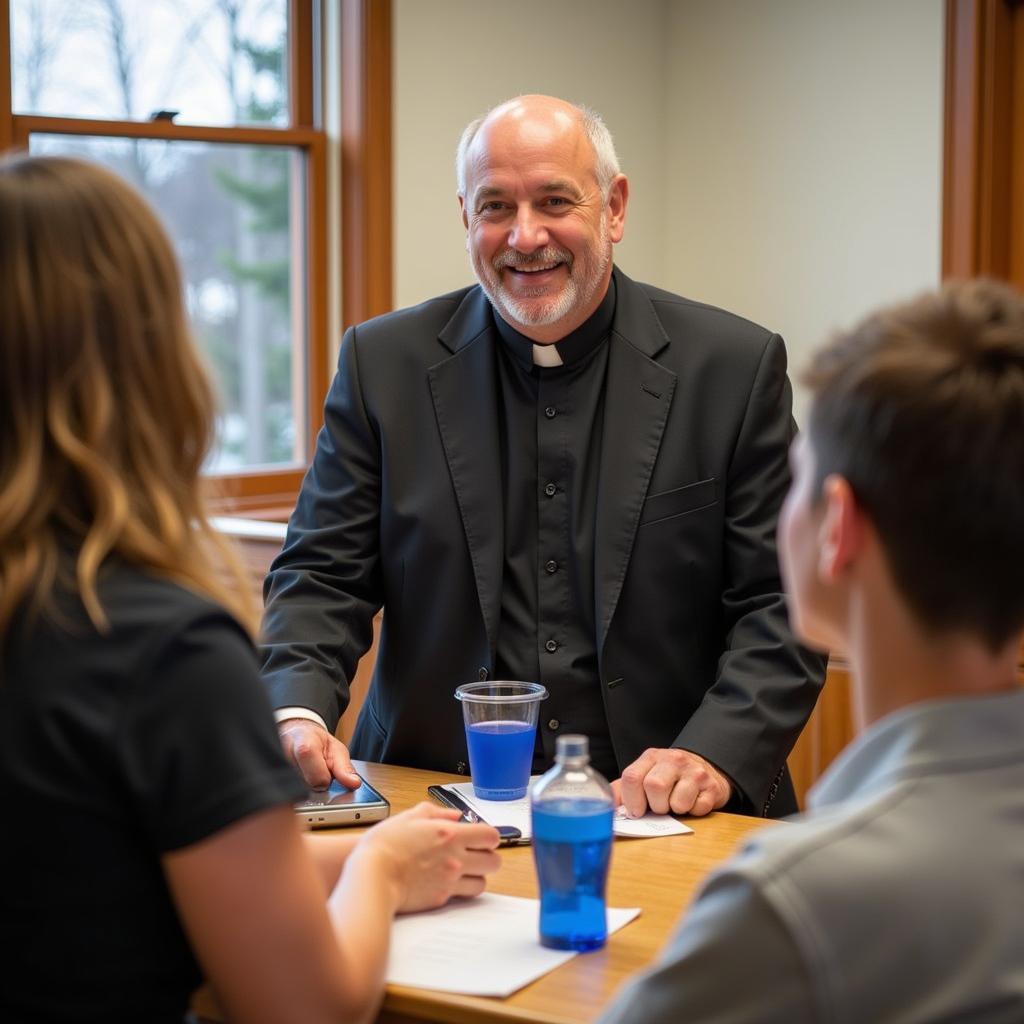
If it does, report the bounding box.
[353,761,774,1024]
[193,760,774,1023]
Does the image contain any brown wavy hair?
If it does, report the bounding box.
[0,154,256,637]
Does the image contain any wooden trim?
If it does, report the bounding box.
[1011,5,1024,286]
[942,0,1015,279]
[205,469,307,510]
[11,114,320,147]
[978,0,1013,276]
[305,130,331,454]
[289,0,316,128]
[287,150,309,465]
[0,0,13,153]
[943,0,982,277]
[340,0,393,329]
[214,504,296,522]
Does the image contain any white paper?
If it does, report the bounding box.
[612,805,693,837]
[445,782,693,840]
[447,782,533,835]
[386,892,641,996]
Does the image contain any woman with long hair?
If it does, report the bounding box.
[0,154,500,1024]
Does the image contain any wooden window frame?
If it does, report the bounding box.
[340,0,392,332]
[1,0,393,518]
[942,0,1023,282]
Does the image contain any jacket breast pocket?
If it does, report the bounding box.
[638,477,718,527]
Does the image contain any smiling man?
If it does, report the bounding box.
[459,100,624,340]
[261,95,825,819]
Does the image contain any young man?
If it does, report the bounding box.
[598,278,1024,1022]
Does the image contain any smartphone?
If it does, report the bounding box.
[427,784,527,845]
[295,776,390,829]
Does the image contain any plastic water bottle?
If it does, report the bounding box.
[530,734,614,950]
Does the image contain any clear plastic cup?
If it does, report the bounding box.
[454,680,548,800]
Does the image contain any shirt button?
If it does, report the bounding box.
[544,482,557,497]
[545,639,558,653]
[545,560,558,574]
[544,406,557,419]
[477,667,488,680]
[548,718,560,731]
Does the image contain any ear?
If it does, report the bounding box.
[817,475,864,583]
[458,194,469,230]
[605,174,629,243]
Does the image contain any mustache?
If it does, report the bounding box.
[492,246,574,272]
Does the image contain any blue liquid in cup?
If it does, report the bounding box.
[532,799,613,950]
[465,720,536,800]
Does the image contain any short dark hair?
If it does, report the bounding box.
[803,278,1024,652]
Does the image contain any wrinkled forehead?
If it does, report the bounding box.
[464,105,597,195]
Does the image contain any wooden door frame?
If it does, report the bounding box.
[942,0,1023,281]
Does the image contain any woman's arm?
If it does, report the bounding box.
[164,803,500,1024]
[303,830,360,894]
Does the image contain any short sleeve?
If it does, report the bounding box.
[596,867,817,1024]
[117,609,309,852]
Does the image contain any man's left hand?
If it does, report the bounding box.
[613,748,732,818]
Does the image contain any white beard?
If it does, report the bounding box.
[471,215,611,331]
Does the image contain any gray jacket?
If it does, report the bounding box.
[599,688,1024,1023]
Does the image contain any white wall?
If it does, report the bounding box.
[392,0,944,421]
[664,0,944,422]
[392,0,669,309]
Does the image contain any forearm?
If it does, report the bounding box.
[304,832,361,893]
[324,845,401,1024]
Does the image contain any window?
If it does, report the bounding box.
[2,0,330,512]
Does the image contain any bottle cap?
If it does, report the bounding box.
[555,734,589,761]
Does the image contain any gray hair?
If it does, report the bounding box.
[455,99,621,198]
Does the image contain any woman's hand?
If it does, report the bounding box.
[354,802,502,913]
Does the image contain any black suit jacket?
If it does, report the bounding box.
[261,267,826,816]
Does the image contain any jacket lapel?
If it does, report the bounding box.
[595,270,677,657]
[428,289,504,656]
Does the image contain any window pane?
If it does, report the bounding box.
[31,134,307,472]
[11,0,288,126]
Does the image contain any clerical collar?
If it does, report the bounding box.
[492,276,616,370]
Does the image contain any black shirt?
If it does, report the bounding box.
[491,279,619,781]
[0,561,307,1023]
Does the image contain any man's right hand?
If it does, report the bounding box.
[278,718,362,790]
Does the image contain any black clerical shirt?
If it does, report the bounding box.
[491,279,619,781]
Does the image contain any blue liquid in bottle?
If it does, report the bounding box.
[533,800,613,950]
[531,734,614,951]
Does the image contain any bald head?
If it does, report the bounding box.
[456,95,621,198]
